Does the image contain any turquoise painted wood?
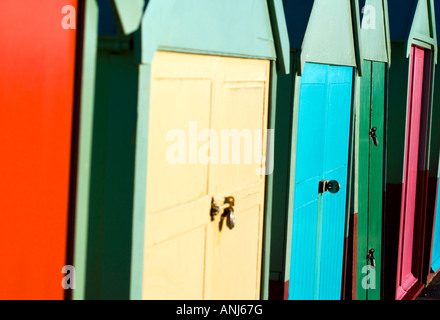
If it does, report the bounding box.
[432,184,440,272]
[289,63,353,300]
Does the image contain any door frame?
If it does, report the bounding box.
[395,45,434,300]
[288,62,356,300]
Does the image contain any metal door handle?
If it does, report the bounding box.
[327,180,340,194]
[210,196,235,220]
[211,196,236,230]
[223,207,236,230]
[318,180,340,194]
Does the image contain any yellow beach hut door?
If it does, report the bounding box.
[142,51,270,299]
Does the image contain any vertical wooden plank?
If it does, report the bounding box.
[262,61,278,300]
[289,63,328,300]
[383,42,409,300]
[357,60,372,300]
[319,65,353,300]
[268,52,295,300]
[72,0,99,301]
[367,61,386,300]
[130,63,152,300]
[396,46,424,299]
[85,49,139,299]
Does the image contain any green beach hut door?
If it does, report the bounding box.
[357,60,386,300]
[356,0,390,300]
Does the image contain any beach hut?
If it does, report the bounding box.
[355,0,391,300]
[70,0,144,300]
[113,0,290,300]
[384,0,437,300]
[268,0,362,300]
[0,0,97,299]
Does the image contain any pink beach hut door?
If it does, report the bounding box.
[396,45,428,300]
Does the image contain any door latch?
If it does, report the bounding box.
[210,196,235,221]
[369,127,379,147]
[223,207,236,230]
[367,249,376,268]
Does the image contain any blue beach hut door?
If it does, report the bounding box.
[289,63,353,300]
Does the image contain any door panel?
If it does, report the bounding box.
[367,62,385,300]
[396,46,425,299]
[147,79,212,213]
[289,199,319,299]
[143,226,206,300]
[210,78,268,194]
[289,63,353,300]
[357,61,385,300]
[0,0,77,299]
[324,83,352,169]
[293,85,326,185]
[143,51,270,300]
[319,166,348,299]
[211,206,261,299]
[358,62,373,300]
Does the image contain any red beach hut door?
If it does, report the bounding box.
[0,0,78,299]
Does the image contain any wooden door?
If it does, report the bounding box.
[0,0,77,299]
[357,60,386,300]
[142,51,270,299]
[288,63,353,300]
[396,45,426,299]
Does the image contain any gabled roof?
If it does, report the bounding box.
[111,0,146,35]
[283,0,362,75]
[388,0,437,62]
[139,0,288,71]
[97,0,145,36]
[95,0,290,73]
[359,0,392,65]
